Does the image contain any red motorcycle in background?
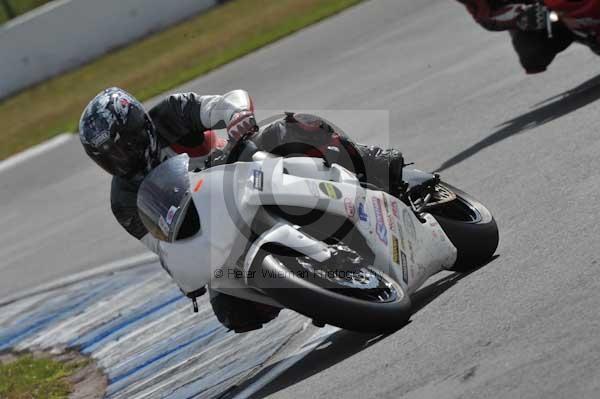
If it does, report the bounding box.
[544,0,600,53]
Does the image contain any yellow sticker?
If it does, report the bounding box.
[392,236,400,264]
[319,182,342,199]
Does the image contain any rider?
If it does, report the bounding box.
[79,87,404,333]
[457,0,575,73]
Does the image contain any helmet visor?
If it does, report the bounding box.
[87,125,152,178]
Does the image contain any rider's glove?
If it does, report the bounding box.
[227,111,258,142]
[516,3,548,32]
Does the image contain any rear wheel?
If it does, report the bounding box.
[428,183,499,272]
[249,244,411,333]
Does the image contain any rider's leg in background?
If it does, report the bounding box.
[509,24,574,74]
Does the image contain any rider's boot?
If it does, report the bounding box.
[209,290,282,333]
[352,144,405,197]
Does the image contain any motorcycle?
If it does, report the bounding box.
[544,0,600,53]
[137,131,499,333]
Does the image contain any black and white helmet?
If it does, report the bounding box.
[79,87,158,178]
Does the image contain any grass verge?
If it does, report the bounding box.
[0,354,87,398]
[0,0,52,24]
[0,0,363,160]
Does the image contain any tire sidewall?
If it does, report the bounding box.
[250,255,412,333]
[431,183,499,272]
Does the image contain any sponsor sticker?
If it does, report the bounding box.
[358,202,369,223]
[344,198,356,218]
[401,251,409,284]
[166,206,178,225]
[372,197,388,245]
[319,182,342,199]
[392,236,400,264]
[396,222,405,250]
[388,215,396,232]
[90,130,111,147]
[253,169,264,191]
[382,195,395,232]
[193,178,205,193]
[439,228,446,241]
[403,209,417,240]
[392,201,400,218]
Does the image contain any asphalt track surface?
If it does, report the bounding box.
[2,0,600,398]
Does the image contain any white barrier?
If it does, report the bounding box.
[0,0,218,99]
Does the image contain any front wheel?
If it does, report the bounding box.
[249,245,412,333]
[428,183,499,272]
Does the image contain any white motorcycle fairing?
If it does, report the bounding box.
[141,153,458,310]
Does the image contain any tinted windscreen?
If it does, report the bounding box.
[137,154,191,242]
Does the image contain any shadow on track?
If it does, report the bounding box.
[436,74,600,172]
[223,257,498,399]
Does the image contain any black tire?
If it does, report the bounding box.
[249,255,412,333]
[429,183,499,272]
